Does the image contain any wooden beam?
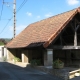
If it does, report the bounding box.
[76,25,79,31]
[51,46,80,49]
[70,18,80,32]
[61,38,67,45]
[70,23,75,32]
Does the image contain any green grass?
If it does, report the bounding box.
[0,42,4,45]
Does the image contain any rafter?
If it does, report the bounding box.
[61,38,67,45]
[75,18,80,24]
[70,23,75,32]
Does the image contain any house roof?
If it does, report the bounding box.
[6,7,80,48]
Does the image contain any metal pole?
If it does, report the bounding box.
[13,0,16,38]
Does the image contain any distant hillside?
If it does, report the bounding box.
[2,38,11,42]
[0,38,11,45]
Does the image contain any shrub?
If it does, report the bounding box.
[13,56,21,62]
[53,59,64,69]
[30,59,41,66]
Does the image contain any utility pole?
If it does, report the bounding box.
[3,0,16,38]
[13,0,16,38]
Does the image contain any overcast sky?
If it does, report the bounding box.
[0,0,80,38]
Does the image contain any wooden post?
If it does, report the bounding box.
[74,30,77,47]
[74,19,78,47]
[22,53,24,63]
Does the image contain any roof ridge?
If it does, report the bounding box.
[29,8,77,26]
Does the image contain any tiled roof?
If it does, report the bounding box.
[6,7,80,48]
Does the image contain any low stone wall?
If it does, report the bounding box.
[32,66,80,80]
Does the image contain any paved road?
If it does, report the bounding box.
[71,76,80,80]
[0,62,62,80]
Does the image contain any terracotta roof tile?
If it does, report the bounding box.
[6,8,79,48]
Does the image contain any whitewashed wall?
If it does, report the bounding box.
[0,46,7,58]
[0,46,3,58]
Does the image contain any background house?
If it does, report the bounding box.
[6,7,80,67]
[0,38,11,61]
